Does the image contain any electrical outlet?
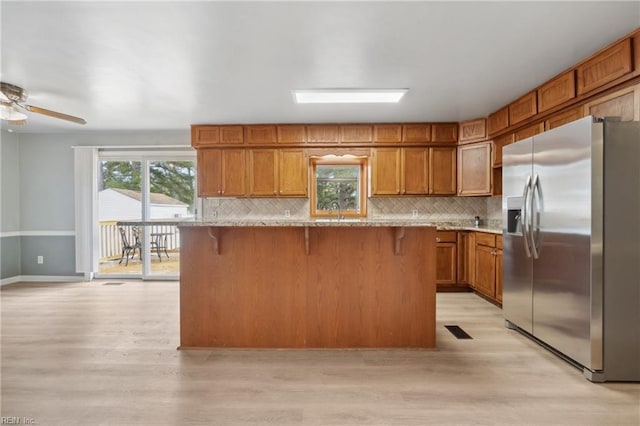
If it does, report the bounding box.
[412,209,419,218]
[284,210,291,218]
[37,256,44,264]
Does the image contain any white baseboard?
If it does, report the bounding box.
[1,275,86,286]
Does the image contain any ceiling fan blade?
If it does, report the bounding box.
[8,119,27,125]
[24,104,86,125]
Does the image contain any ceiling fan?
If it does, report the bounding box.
[0,82,86,125]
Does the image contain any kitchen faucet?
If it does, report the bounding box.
[330,201,344,220]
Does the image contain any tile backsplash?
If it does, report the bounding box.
[202,196,502,227]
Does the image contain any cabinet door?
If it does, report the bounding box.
[457,142,492,196]
[249,149,278,196]
[197,149,222,196]
[577,38,632,96]
[192,126,221,148]
[509,91,538,125]
[467,232,476,286]
[583,84,639,122]
[340,125,373,143]
[277,125,307,144]
[492,133,515,168]
[431,123,458,144]
[495,248,503,303]
[429,147,456,195]
[402,124,431,143]
[488,107,509,136]
[402,148,429,195]
[221,149,247,196]
[436,242,457,285]
[475,244,496,298]
[537,70,576,113]
[307,125,339,144]
[458,118,487,144]
[279,149,308,196]
[514,122,544,142]
[373,124,402,143]
[371,148,401,195]
[219,126,244,145]
[545,106,584,130]
[245,125,277,145]
[457,232,469,284]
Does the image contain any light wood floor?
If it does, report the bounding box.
[1,281,638,425]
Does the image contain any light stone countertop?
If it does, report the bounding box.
[177,218,502,234]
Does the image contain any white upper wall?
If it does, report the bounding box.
[14,130,189,232]
[1,132,21,233]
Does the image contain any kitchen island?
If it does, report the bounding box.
[178,219,437,348]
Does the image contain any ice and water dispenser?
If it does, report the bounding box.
[506,196,523,235]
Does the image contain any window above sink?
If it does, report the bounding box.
[309,155,368,219]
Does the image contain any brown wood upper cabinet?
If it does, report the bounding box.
[245,125,277,145]
[373,124,402,143]
[492,133,515,168]
[429,147,457,195]
[197,149,247,197]
[509,91,537,125]
[537,70,576,113]
[340,125,373,143]
[248,149,308,197]
[458,141,492,196]
[458,118,487,144]
[545,106,584,130]
[371,147,427,195]
[431,123,458,144]
[488,107,509,136]
[514,122,544,142]
[577,38,633,96]
[583,83,640,122]
[277,125,307,144]
[192,125,244,147]
[307,125,339,144]
[402,124,431,143]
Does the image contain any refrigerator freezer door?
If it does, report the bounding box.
[531,116,601,370]
[502,137,533,333]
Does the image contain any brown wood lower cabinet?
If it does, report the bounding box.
[436,230,503,304]
[472,232,503,304]
[436,231,457,286]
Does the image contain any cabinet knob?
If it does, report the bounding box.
[436,237,441,242]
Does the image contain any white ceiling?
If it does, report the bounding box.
[1,1,639,133]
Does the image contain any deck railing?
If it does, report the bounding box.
[99,221,181,260]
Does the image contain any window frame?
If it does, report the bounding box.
[309,156,368,218]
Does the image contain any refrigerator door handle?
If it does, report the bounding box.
[531,174,542,259]
[522,175,532,258]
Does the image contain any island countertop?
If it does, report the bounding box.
[177,218,502,234]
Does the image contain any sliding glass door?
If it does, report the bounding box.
[96,153,196,280]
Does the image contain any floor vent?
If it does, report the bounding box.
[445,325,473,339]
[103,282,124,286]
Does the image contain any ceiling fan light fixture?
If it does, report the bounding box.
[293,89,408,104]
[0,102,28,121]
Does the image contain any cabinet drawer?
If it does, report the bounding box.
[436,231,457,243]
[496,235,503,249]
[475,232,496,247]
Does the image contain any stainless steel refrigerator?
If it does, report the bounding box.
[502,116,640,382]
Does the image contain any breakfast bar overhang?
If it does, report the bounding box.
[178,220,437,348]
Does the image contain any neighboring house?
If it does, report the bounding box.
[99,188,189,221]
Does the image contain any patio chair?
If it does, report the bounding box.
[118,226,141,266]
